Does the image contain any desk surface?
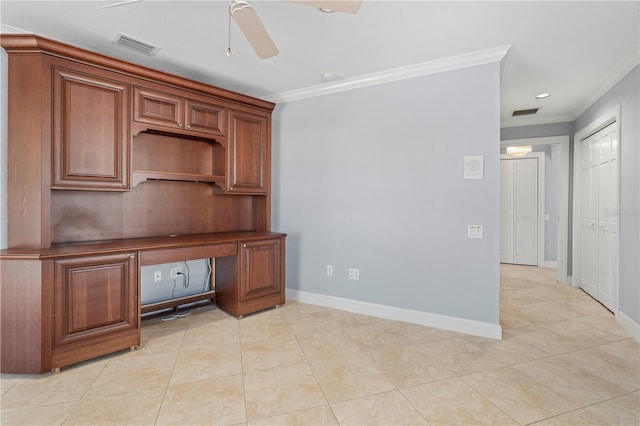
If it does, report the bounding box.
[0,231,286,260]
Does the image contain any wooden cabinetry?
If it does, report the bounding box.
[52,253,139,368]
[52,63,131,190]
[131,131,226,188]
[1,34,284,374]
[227,109,269,194]
[239,239,282,303]
[216,237,285,317]
[133,86,227,138]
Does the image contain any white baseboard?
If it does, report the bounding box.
[616,310,640,340]
[286,289,502,340]
[544,261,558,269]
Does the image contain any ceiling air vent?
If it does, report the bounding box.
[112,33,161,56]
[511,108,539,117]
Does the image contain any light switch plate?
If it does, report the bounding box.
[468,225,483,239]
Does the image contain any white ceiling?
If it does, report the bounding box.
[1,1,638,127]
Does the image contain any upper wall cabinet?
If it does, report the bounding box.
[52,62,131,191]
[133,86,227,138]
[227,109,269,194]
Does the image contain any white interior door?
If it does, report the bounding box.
[579,122,618,311]
[500,160,515,263]
[501,157,538,265]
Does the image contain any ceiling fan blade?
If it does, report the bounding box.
[230,1,279,59]
[102,0,141,8]
[287,0,362,14]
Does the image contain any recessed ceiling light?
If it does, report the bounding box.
[535,93,550,99]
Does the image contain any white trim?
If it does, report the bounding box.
[265,45,511,104]
[572,106,621,311]
[615,310,640,341]
[572,49,639,119]
[501,136,570,284]
[544,261,558,269]
[286,289,503,340]
[500,152,545,268]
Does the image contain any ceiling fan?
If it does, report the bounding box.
[103,0,362,59]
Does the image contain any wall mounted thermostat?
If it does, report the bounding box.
[464,155,484,180]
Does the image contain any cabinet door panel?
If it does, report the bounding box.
[52,67,130,190]
[185,99,226,136]
[134,87,183,129]
[228,110,267,194]
[54,254,138,348]
[239,239,281,302]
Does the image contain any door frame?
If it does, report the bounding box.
[500,152,545,267]
[500,136,570,284]
[572,106,621,304]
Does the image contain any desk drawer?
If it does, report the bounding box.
[139,243,237,266]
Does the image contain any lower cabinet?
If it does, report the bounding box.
[0,233,285,374]
[216,237,285,317]
[51,253,140,370]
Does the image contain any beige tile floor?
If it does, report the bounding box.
[1,264,638,425]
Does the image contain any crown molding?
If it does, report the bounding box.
[571,47,639,120]
[264,45,511,104]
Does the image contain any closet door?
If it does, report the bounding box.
[579,122,618,311]
[500,158,538,266]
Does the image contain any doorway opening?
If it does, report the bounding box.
[500,136,570,284]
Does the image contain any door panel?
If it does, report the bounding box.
[52,65,130,190]
[579,122,618,311]
[500,157,538,266]
[500,160,514,263]
[513,158,538,265]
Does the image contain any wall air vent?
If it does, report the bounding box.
[511,108,539,117]
[112,33,161,56]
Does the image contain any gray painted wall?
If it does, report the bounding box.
[501,122,574,141]
[272,63,501,324]
[574,66,639,326]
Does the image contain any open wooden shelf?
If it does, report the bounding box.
[132,170,226,188]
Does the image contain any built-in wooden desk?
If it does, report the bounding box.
[0,231,286,374]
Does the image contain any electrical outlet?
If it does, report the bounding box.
[326,265,333,276]
[348,268,360,280]
[170,266,181,279]
[153,270,162,282]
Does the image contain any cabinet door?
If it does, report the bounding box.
[53,253,138,349]
[227,110,268,194]
[239,239,281,303]
[134,87,227,138]
[52,66,130,190]
[133,86,184,130]
[185,98,227,136]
